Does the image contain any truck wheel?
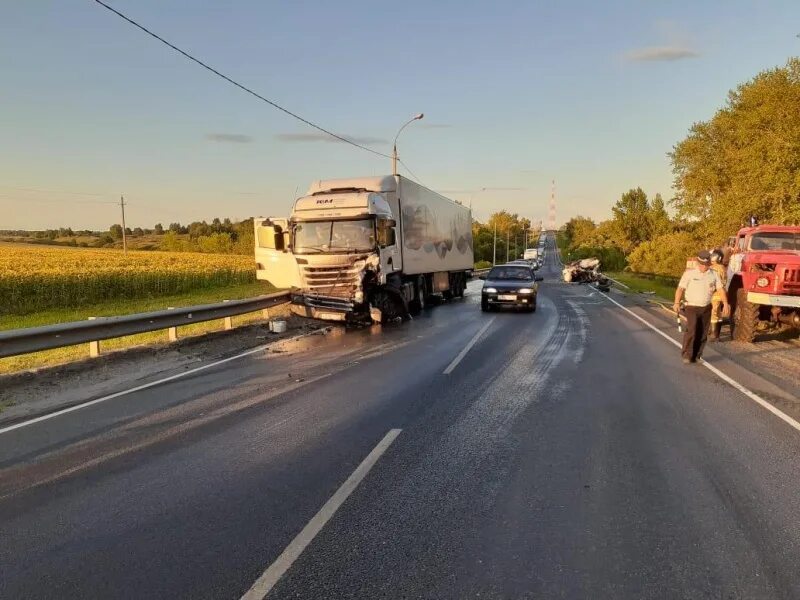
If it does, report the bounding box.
[733,288,758,343]
[455,274,466,298]
[408,277,426,314]
[371,290,402,323]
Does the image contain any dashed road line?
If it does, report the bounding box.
[240,428,402,599]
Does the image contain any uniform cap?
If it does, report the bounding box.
[697,250,711,265]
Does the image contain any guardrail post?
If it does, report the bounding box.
[220,300,233,330]
[166,307,178,342]
[87,317,100,357]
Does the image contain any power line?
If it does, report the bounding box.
[93,0,391,159]
[398,159,424,185]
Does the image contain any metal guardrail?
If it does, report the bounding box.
[0,291,291,359]
[4,270,492,360]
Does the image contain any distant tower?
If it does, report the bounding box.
[547,180,557,231]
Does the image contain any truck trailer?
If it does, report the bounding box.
[255,175,474,323]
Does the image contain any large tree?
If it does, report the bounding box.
[612,187,652,252]
[670,58,800,242]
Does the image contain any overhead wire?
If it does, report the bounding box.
[93,0,391,159]
[398,159,424,186]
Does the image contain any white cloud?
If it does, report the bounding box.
[205,133,254,143]
[625,45,699,62]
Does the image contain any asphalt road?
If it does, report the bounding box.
[3,237,800,599]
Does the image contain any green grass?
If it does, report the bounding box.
[1,282,274,330]
[0,281,280,375]
[606,272,676,301]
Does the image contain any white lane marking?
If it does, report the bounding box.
[443,317,495,375]
[241,428,402,600]
[0,344,270,435]
[597,290,800,434]
[0,328,332,436]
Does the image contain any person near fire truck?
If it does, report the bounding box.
[709,249,728,341]
[673,250,729,364]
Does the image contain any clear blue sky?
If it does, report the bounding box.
[1,0,798,230]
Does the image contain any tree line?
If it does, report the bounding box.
[471,211,538,268]
[2,218,255,255]
[561,57,800,277]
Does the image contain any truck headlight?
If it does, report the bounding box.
[354,290,365,303]
[483,287,497,293]
[518,288,534,294]
[756,277,770,288]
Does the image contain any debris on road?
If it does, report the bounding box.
[562,257,611,291]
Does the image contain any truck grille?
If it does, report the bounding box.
[782,268,800,292]
[301,265,361,298]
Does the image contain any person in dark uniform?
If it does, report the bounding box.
[673,250,729,364]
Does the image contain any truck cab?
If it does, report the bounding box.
[256,177,401,321]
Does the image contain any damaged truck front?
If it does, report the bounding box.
[254,175,474,323]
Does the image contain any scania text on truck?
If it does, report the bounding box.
[254,175,474,323]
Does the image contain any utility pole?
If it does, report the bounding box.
[120,195,127,254]
[506,228,510,263]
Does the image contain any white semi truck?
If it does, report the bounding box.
[254,175,474,323]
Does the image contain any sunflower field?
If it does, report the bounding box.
[0,243,256,315]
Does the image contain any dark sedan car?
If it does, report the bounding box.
[480,264,543,312]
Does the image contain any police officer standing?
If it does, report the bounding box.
[673,250,729,364]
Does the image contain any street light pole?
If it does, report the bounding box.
[392,113,424,176]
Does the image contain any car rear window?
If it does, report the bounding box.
[487,266,533,280]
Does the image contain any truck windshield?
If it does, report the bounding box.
[294,219,376,254]
[749,232,800,251]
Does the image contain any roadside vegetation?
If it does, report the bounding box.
[604,272,677,301]
[0,282,278,375]
[1,217,255,255]
[0,243,256,315]
[560,58,800,281]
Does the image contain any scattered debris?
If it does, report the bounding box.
[563,257,612,292]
